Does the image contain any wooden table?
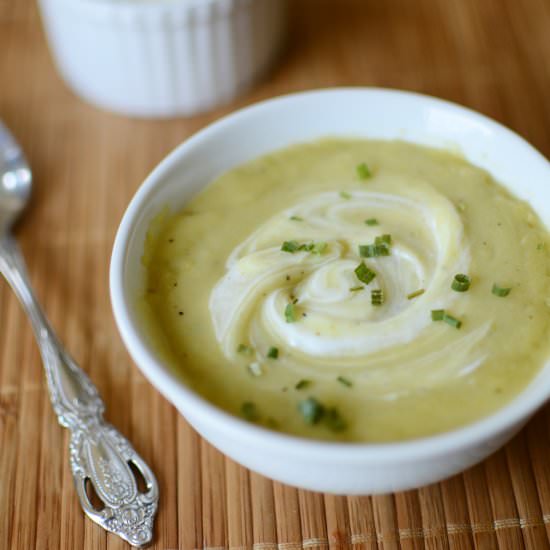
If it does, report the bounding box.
[2,0,550,548]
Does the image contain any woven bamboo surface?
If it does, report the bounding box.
[2,0,550,548]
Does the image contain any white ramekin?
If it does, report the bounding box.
[110,88,550,494]
[37,0,287,118]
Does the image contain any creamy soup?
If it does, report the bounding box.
[141,139,550,442]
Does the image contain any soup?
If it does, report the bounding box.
[141,139,550,442]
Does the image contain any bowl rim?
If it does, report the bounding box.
[110,86,550,462]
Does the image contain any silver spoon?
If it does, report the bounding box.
[0,121,159,547]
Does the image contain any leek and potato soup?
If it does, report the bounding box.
[142,139,550,442]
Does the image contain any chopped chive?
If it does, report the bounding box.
[324,407,347,432]
[492,283,512,297]
[371,289,384,306]
[285,303,297,323]
[282,240,327,255]
[295,379,312,390]
[337,376,353,387]
[359,244,375,257]
[365,218,379,226]
[451,273,471,292]
[407,288,425,300]
[375,234,392,245]
[431,309,445,321]
[443,314,462,329]
[359,243,390,257]
[431,309,462,328]
[247,362,264,376]
[290,215,303,221]
[267,347,279,359]
[311,242,327,255]
[298,397,325,425]
[237,343,253,355]
[359,234,392,258]
[340,191,352,199]
[281,240,300,253]
[241,401,260,421]
[354,262,376,285]
[349,286,364,292]
[537,243,546,251]
[356,162,372,180]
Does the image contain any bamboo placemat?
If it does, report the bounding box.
[1,0,550,548]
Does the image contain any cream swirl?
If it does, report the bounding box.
[210,184,490,397]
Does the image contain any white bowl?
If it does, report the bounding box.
[37,0,287,118]
[110,88,550,494]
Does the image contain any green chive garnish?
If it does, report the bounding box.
[295,379,312,390]
[359,244,374,257]
[267,347,279,359]
[340,191,352,199]
[354,262,376,284]
[359,243,390,257]
[365,218,379,226]
[337,376,352,387]
[285,303,297,323]
[377,244,390,256]
[281,240,300,253]
[492,283,512,297]
[241,402,260,421]
[407,289,425,300]
[324,407,347,432]
[237,344,253,355]
[349,286,364,292]
[431,309,445,321]
[290,215,303,221]
[371,289,384,306]
[443,314,462,329]
[356,162,372,180]
[359,234,392,258]
[451,274,471,292]
[298,397,325,425]
[431,309,462,328]
[375,234,392,245]
[311,242,327,255]
[282,240,327,255]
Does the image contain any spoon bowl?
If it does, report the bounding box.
[0,121,32,231]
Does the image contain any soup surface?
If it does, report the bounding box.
[142,139,550,442]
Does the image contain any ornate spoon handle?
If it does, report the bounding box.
[0,235,158,548]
